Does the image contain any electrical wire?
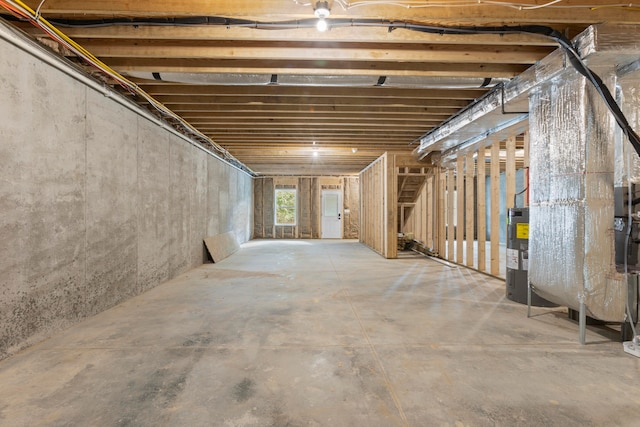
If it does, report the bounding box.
[331,0,640,11]
[0,0,252,175]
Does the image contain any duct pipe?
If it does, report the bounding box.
[125,71,508,89]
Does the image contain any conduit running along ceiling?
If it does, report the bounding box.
[3,0,640,175]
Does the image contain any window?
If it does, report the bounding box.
[275,189,297,225]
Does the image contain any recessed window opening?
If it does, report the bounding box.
[275,189,297,226]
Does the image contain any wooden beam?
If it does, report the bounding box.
[104,58,528,78]
[149,95,473,108]
[28,0,640,24]
[78,39,550,65]
[180,113,459,121]
[162,102,470,113]
[25,24,559,46]
[135,84,487,100]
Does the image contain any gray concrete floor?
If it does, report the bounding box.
[1,239,640,426]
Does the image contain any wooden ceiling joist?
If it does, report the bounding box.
[6,0,639,175]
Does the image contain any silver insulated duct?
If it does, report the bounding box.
[415,25,640,326]
[528,69,626,323]
[528,26,640,323]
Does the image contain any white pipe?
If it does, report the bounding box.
[0,19,254,177]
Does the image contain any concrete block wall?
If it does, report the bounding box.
[0,33,253,359]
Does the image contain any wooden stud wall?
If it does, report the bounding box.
[399,169,439,252]
[360,153,408,259]
[432,132,528,278]
[354,133,527,272]
[360,154,386,256]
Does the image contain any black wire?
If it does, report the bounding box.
[5,12,639,156]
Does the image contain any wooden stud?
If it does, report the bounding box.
[490,141,501,276]
[386,154,398,259]
[447,168,455,261]
[506,135,516,210]
[465,151,475,268]
[437,168,447,257]
[456,156,465,264]
[476,146,487,272]
[426,175,433,249]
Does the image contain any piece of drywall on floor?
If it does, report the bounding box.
[252,176,359,239]
[0,33,253,360]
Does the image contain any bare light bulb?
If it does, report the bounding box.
[316,18,328,32]
[314,1,330,32]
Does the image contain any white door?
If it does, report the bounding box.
[321,190,343,239]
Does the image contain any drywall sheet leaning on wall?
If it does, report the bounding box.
[528,70,626,322]
[204,232,241,263]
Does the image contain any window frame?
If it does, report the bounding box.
[274,188,297,226]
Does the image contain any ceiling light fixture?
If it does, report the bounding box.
[314,1,330,32]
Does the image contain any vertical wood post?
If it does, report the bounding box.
[477,147,487,272]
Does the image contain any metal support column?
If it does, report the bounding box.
[579,301,587,345]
